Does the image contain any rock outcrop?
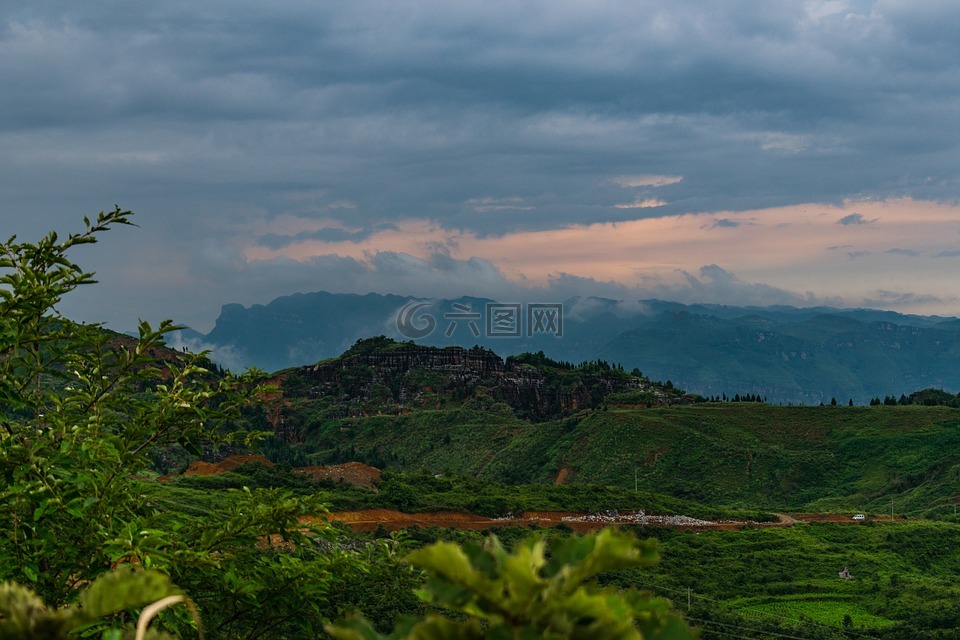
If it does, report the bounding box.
[279,340,682,423]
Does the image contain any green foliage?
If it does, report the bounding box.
[600,520,960,638]
[507,351,575,370]
[899,388,960,407]
[135,478,425,637]
[0,209,272,607]
[0,567,191,640]
[342,336,415,359]
[328,528,696,640]
[0,211,425,639]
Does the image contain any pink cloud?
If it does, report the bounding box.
[240,198,960,316]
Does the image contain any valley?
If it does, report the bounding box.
[146,335,960,637]
[158,450,960,638]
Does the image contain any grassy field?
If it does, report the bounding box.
[608,520,960,638]
[735,595,895,630]
[293,402,960,515]
[149,459,960,638]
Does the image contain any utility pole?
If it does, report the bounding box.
[687,587,691,611]
[635,467,638,492]
[891,498,894,522]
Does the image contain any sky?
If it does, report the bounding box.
[1,0,959,332]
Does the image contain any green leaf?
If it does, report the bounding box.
[406,541,479,589]
[325,613,385,640]
[71,568,182,623]
[32,504,46,522]
[22,565,39,583]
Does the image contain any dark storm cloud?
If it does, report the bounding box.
[3,1,958,234]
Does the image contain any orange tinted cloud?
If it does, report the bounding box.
[243,198,960,315]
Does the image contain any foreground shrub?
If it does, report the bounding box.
[328,528,697,640]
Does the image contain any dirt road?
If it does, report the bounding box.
[315,509,760,532]
[312,509,887,532]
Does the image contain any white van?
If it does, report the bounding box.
[852,513,865,520]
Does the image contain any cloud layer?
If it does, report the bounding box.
[1,1,958,329]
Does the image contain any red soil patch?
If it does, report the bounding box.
[162,456,382,491]
[182,454,274,476]
[554,467,571,485]
[294,462,382,489]
[304,509,499,532]
[259,374,289,405]
[311,509,766,533]
[261,510,899,548]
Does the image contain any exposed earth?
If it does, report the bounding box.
[168,456,893,531]
[294,461,382,489]
[169,455,382,489]
[311,510,885,532]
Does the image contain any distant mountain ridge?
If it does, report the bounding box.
[171,291,960,404]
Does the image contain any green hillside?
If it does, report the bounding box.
[291,402,960,515]
[619,520,960,637]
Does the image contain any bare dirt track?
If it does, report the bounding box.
[312,510,891,532]
[783,513,908,523]
[314,510,766,532]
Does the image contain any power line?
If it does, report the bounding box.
[693,627,777,640]
[687,616,815,640]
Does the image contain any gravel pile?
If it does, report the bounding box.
[560,511,716,526]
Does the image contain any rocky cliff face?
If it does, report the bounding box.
[281,342,672,422]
